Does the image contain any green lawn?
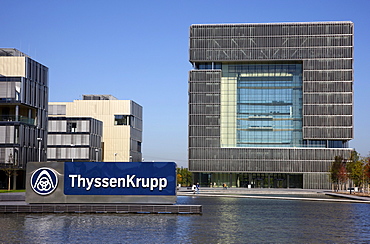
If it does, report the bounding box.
[0,189,25,193]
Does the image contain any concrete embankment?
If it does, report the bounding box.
[177,187,370,204]
[0,192,201,214]
[0,192,25,202]
[2,189,370,213]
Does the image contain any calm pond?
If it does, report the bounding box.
[1,195,370,243]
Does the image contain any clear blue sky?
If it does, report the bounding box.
[2,1,370,167]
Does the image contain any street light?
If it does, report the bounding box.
[37,138,42,162]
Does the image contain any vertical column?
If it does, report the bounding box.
[12,172,17,190]
[287,174,290,189]
[15,105,19,122]
[37,137,42,162]
[28,109,32,125]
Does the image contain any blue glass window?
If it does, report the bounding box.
[234,63,303,147]
[195,63,222,70]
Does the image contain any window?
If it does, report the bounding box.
[67,122,77,132]
[222,63,303,148]
[195,62,222,70]
[236,63,303,147]
[114,115,133,126]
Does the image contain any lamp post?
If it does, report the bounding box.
[37,138,42,162]
[114,153,117,162]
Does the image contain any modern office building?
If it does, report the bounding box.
[188,22,354,189]
[47,117,103,162]
[0,48,48,189]
[49,95,142,162]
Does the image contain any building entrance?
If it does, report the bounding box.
[243,173,288,188]
[196,173,303,188]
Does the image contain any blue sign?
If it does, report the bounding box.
[30,167,59,195]
[64,162,176,195]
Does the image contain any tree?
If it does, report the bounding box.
[1,153,17,191]
[346,151,364,193]
[351,160,364,188]
[337,163,348,191]
[177,168,193,187]
[330,156,345,191]
[2,167,15,191]
[363,157,370,193]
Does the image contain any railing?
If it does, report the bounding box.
[0,115,36,125]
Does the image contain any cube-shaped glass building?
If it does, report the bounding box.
[188,22,353,189]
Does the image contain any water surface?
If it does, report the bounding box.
[1,196,370,243]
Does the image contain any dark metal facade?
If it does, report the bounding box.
[0,49,48,188]
[0,64,49,167]
[188,22,354,189]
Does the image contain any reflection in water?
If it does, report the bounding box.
[1,196,370,243]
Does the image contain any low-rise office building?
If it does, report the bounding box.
[49,95,142,162]
[47,117,103,162]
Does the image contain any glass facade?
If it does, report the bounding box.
[194,172,303,188]
[221,63,303,147]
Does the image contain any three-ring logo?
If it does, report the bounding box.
[31,167,58,195]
